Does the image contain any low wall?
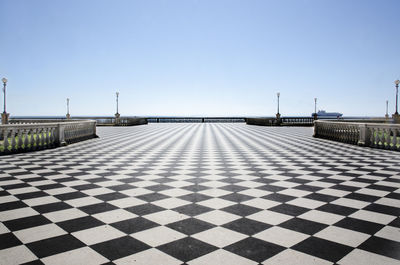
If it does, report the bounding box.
[314,120,400,151]
[0,120,97,155]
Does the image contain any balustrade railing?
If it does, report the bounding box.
[147,117,246,123]
[314,120,400,151]
[246,117,315,126]
[0,120,97,155]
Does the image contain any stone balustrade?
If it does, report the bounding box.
[314,120,400,151]
[0,120,97,155]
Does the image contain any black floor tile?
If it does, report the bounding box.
[32,202,72,214]
[292,236,353,263]
[167,218,216,235]
[79,202,118,215]
[125,203,165,216]
[279,217,328,235]
[224,237,285,263]
[4,215,52,231]
[26,234,85,258]
[56,216,105,233]
[0,233,22,250]
[316,203,358,216]
[158,237,217,262]
[222,218,271,235]
[91,236,150,261]
[359,236,400,260]
[269,203,309,216]
[111,217,158,234]
[173,203,214,216]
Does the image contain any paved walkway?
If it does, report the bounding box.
[0,124,399,265]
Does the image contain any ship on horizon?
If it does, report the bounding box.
[312,110,343,118]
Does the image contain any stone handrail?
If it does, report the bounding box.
[314,120,400,151]
[0,120,97,155]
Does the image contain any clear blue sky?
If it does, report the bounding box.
[0,0,399,117]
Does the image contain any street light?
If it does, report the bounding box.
[116,92,119,115]
[395,80,399,115]
[66,98,70,119]
[1,78,9,124]
[276,92,281,124]
[115,92,120,125]
[2,78,7,114]
[277,92,280,114]
[385,100,389,119]
[313,98,318,120]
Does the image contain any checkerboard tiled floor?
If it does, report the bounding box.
[1,123,399,265]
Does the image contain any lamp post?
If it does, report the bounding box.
[1,77,9,124]
[394,80,399,115]
[393,80,400,123]
[116,92,119,115]
[66,98,70,119]
[385,100,389,119]
[115,92,120,125]
[276,92,281,124]
[313,98,318,120]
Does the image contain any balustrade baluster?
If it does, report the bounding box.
[44,128,48,147]
[17,130,23,149]
[392,129,398,150]
[11,130,17,151]
[385,129,390,149]
[3,129,9,151]
[24,129,29,149]
[35,129,41,149]
[374,128,379,147]
[40,128,45,147]
[30,129,35,149]
[50,127,54,145]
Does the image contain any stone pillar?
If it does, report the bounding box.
[56,123,67,146]
[357,124,370,146]
[276,113,281,125]
[115,113,120,125]
[393,113,400,124]
[1,112,9,124]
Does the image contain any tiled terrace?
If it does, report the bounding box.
[0,124,399,265]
